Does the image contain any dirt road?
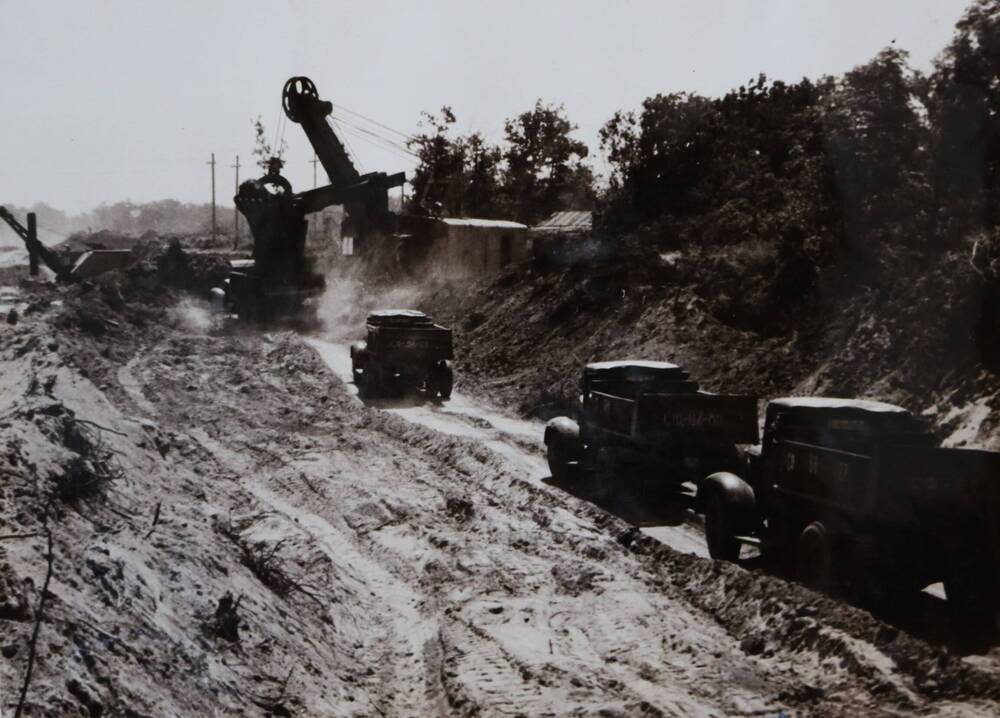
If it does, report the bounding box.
[3,299,1000,715]
[306,337,710,560]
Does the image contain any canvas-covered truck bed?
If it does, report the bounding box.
[545,360,758,490]
[350,310,455,400]
[364,310,454,364]
[587,390,760,446]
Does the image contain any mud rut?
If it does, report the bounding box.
[305,338,710,561]
[89,329,999,716]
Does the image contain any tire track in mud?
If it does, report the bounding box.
[185,428,452,717]
[305,337,710,560]
[303,335,1000,713]
[118,332,1000,715]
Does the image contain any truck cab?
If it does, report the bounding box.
[349,309,454,400]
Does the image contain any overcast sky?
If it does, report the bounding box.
[0,0,973,215]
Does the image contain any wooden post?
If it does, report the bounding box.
[208,153,217,243]
[26,213,38,276]
[231,155,241,250]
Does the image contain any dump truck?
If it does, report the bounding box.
[350,310,454,399]
[701,397,1000,625]
[544,361,759,493]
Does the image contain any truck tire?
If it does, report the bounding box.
[945,561,1000,633]
[427,361,453,401]
[547,435,573,483]
[592,446,617,500]
[361,364,383,399]
[699,472,756,561]
[705,493,740,561]
[796,522,833,592]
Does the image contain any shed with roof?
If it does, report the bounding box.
[423,217,530,278]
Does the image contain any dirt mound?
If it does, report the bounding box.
[417,245,1000,447]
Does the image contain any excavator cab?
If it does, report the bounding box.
[224,76,407,322]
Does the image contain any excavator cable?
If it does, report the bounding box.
[327,117,367,173]
[328,102,415,142]
[336,127,415,163]
[326,115,414,165]
[336,117,420,159]
[328,114,420,160]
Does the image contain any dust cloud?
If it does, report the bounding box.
[168,297,214,333]
[315,265,430,340]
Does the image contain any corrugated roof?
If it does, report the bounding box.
[531,211,592,235]
[440,217,527,229]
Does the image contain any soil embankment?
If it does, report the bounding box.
[0,254,999,715]
[417,251,1000,450]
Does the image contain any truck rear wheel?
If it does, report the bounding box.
[705,493,740,561]
[427,362,453,401]
[547,437,573,483]
[361,364,383,399]
[796,522,833,592]
[945,562,1000,633]
[592,447,617,500]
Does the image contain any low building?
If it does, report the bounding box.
[530,211,600,266]
[347,215,530,279]
[425,218,529,278]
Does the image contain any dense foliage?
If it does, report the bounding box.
[406,103,593,225]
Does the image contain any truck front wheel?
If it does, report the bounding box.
[796,522,833,593]
[705,493,740,561]
[361,364,383,399]
[945,562,1000,634]
[547,436,574,483]
[427,361,453,401]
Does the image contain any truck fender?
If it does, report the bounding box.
[698,472,756,526]
[544,417,580,449]
[209,287,226,314]
[349,341,367,361]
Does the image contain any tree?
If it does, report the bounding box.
[824,47,932,253]
[406,107,469,216]
[501,101,594,224]
[463,133,503,218]
[251,115,287,173]
[929,0,1000,236]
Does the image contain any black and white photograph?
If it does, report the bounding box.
[2,1,1000,715]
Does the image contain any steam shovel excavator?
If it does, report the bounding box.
[227,76,422,322]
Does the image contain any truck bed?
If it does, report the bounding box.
[772,441,1000,533]
[368,324,454,362]
[877,445,1000,535]
[588,390,759,444]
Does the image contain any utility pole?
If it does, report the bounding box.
[231,154,241,250]
[207,152,217,243]
[310,154,319,241]
[26,213,38,276]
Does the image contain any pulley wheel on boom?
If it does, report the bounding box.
[282,76,322,123]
